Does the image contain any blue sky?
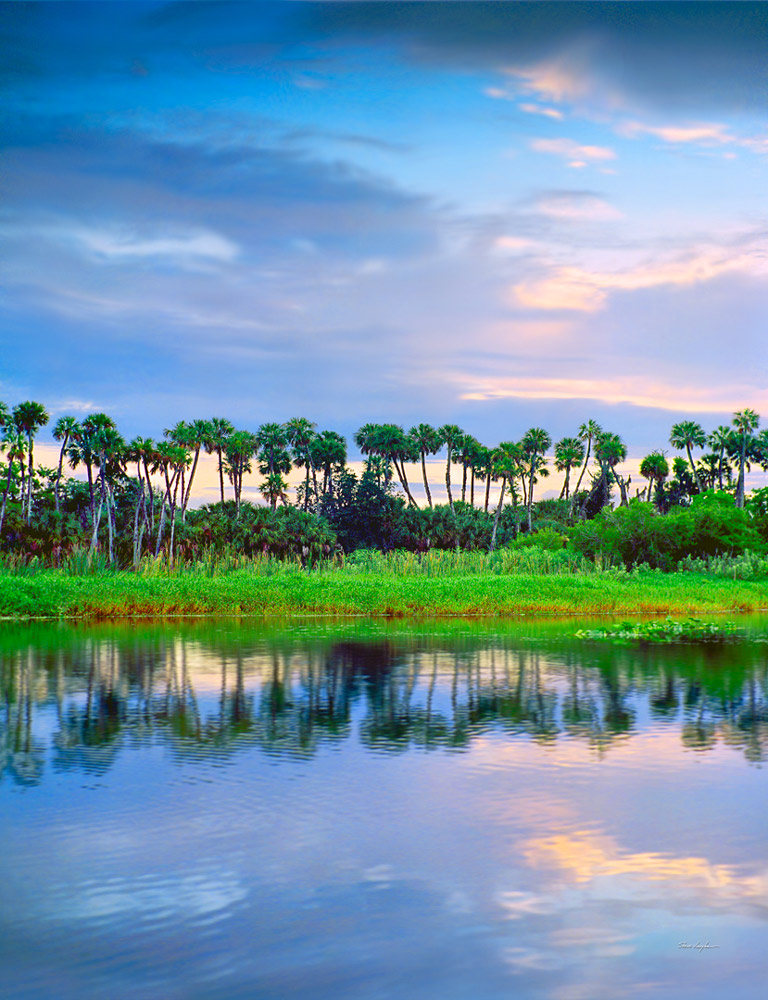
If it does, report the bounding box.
[3,1,768,458]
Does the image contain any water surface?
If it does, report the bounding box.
[1,616,766,1000]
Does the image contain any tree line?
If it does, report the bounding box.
[1,399,766,567]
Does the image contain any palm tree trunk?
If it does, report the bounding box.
[461,463,467,503]
[421,452,433,507]
[484,473,492,513]
[527,467,536,532]
[26,434,33,523]
[686,444,703,494]
[0,459,14,535]
[490,476,506,551]
[470,469,475,507]
[217,446,225,503]
[394,456,417,507]
[445,448,454,510]
[736,442,747,508]
[133,477,143,568]
[85,459,95,524]
[183,446,201,515]
[89,476,105,555]
[574,440,591,495]
[106,481,115,565]
[55,435,70,515]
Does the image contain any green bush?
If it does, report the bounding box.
[571,493,764,570]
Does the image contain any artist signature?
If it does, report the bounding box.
[678,941,720,952]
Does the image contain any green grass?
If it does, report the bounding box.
[0,558,767,619]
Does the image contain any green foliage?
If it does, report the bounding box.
[180,501,337,562]
[571,493,764,570]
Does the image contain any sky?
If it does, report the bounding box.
[3,1,768,481]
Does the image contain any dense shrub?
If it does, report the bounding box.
[180,502,337,562]
[571,493,764,570]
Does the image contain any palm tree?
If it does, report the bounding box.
[88,422,126,563]
[521,427,552,531]
[732,408,760,507]
[707,425,733,491]
[225,430,258,514]
[355,423,417,505]
[52,415,80,514]
[594,431,629,506]
[151,440,189,558]
[0,425,26,535]
[12,401,49,523]
[639,451,669,508]
[285,417,318,510]
[127,436,154,566]
[255,423,292,511]
[490,441,522,550]
[438,424,464,511]
[311,430,347,498]
[166,418,212,518]
[73,413,116,525]
[409,423,442,508]
[573,420,601,497]
[472,444,495,512]
[204,417,234,504]
[669,420,706,494]
[554,436,585,500]
[455,433,481,504]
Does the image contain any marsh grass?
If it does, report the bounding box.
[0,555,767,620]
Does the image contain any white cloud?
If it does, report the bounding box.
[530,138,617,167]
[619,120,735,145]
[533,193,623,222]
[518,103,564,120]
[74,227,239,264]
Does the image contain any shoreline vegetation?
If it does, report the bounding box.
[2,556,768,621]
[3,402,768,623]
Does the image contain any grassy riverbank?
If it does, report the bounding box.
[1,558,767,619]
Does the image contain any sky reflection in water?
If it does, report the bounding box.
[0,617,766,1000]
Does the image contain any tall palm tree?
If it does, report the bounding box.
[88,423,126,563]
[732,408,760,507]
[204,417,234,504]
[226,430,258,514]
[490,441,522,550]
[285,417,318,510]
[521,427,552,531]
[669,420,707,494]
[52,415,80,514]
[707,425,733,491]
[594,431,629,506]
[409,423,442,508]
[255,423,292,511]
[554,436,585,500]
[0,426,26,534]
[166,418,212,518]
[472,444,495,512]
[127,436,154,566]
[74,413,116,525]
[639,451,669,508]
[12,401,49,523]
[311,430,347,498]
[438,424,464,511]
[573,419,601,497]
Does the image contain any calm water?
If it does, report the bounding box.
[1,616,767,1000]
